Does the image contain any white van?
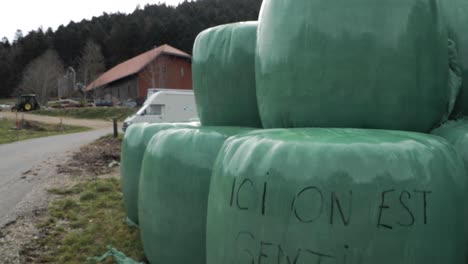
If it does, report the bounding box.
[123,89,198,131]
[146,88,160,98]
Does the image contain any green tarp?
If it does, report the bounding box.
[442,1,468,117]
[256,0,451,132]
[120,122,198,225]
[138,127,252,264]
[193,22,262,127]
[207,128,467,264]
[88,246,144,264]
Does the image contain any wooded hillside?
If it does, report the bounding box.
[0,0,263,98]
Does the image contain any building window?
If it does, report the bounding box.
[180,67,185,77]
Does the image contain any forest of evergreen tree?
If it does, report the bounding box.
[0,0,263,98]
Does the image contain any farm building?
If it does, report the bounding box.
[85,44,192,105]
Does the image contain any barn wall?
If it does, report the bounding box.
[93,54,192,105]
[137,54,192,99]
[94,76,138,105]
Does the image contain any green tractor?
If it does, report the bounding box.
[11,94,41,112]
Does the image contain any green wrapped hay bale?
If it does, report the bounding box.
[120,122,198,225]
[193,22,262,127]
[207,129,468,264]
[139,127,252,264]
[256,0,451,132]
[441,1,468,117]
[432,119,468,167]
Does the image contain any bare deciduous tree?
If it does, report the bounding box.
[78,39,105,86]
[15,49,64,105]
[139,51,168,91]
[140,59,159,88]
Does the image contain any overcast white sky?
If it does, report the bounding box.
[0,0,187,41]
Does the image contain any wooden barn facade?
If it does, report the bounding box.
[85,44,192,105]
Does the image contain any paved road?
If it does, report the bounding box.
[0,121,115,227]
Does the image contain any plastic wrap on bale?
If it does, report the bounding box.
[193,22,262,127]
[138,127,252,264]
[120,122,199,225]
[432,119,468,168]
[255,0,453,132]
[441,0,468,117]
[207,128,468,264]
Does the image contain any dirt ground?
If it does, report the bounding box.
[57,136,122,176]
[0,136,122,263]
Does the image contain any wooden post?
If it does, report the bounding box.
[113,118,118,138]
[15,110,18,129]
[15,110,19,140]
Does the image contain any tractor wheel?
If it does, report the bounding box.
[24,103,32,111]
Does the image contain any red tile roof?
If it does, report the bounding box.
[85,44,191,91]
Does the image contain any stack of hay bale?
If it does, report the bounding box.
[121,0,468,263]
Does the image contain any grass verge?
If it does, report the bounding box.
[0,98,14,104]
[0,118,89,144]
[37,178,145,263]
[33,107,136,122]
